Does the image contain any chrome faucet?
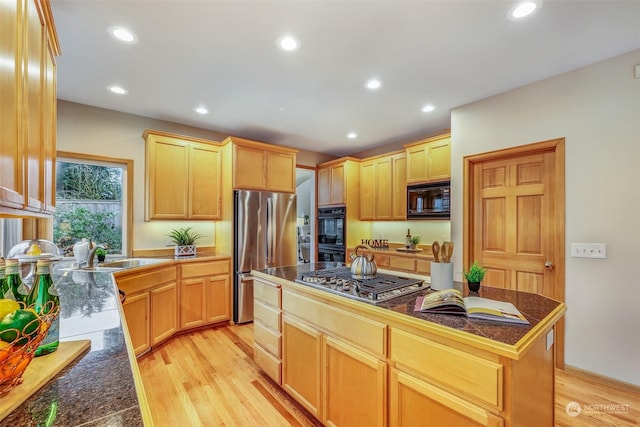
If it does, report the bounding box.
[87,244,106,268]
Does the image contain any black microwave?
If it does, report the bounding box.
[407,182,450,219]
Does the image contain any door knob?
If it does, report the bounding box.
[544,261,554,269]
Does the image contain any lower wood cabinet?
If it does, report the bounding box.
[117,265,178,356]
[254,277,283,384]
[180,259,231,330]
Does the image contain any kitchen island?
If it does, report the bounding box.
[251,263,566,427]
[1,261,155,427]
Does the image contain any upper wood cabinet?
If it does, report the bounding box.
[404,133,451,184]
[360,152,406,220]
[228,137,297,193]
[143,130,222,220]
[317,158,360,207]
[0,0,59,216]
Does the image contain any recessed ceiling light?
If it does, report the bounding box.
[108,26,138,43]
[366,79,382,90]
[508,1,542,20]
[107,85,128,95]
[421,105,435,113]
[278,36,300,51]
[347,132,357,139]
[194,107,208,115]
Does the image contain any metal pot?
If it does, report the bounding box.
[350,245,377,279]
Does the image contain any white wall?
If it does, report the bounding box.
[450,49,640,385]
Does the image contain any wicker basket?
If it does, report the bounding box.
[0,302,59,396]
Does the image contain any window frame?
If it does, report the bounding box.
[56,151,134,257]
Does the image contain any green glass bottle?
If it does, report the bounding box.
[0,257,7,298]
[27,259,60,356]
[4,258,29,303]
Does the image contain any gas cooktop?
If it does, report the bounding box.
[296,267,427,304]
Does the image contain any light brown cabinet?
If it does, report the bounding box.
[360,152,406,220]
[143,129,222,220]
[117,265,179,356]
[0,0,58,216]
[404,133,451,184]
[179,259,231,329]
[347,249,431,276]
[229,137,297,193]
[253,276,283,384]
[317,158,361,207]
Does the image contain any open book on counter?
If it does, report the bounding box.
[414,289,530,325]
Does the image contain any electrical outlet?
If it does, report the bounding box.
[571,243,607,259]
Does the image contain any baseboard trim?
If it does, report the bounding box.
[562,365,640,394]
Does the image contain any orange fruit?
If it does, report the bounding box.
[0,341,10,363]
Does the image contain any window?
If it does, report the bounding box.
[53,152,132,257]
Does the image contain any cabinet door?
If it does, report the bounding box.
[122,292,151,356]
[0,0,25,209]
[283,315,322,419]
[428,138,451,181]
[151,281,178,346]
[330,164,346,205]
[323,336,387,427]
[189,142,221,219]
[42,41,56,213]
[406,144,429,184]
[392,153,407,219]
[374,156,393,220]
[360,160,375,220]
[205,274,231,324]
[180,277,206,329]
[317,167,331,206]
[233,144,266,190]
[390,369,503,427]
[147,136,189,219]
[266,151,295,193]
[25,0,45,212]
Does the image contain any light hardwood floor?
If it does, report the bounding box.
[138,323,639,427]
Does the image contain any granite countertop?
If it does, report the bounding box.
[254,263,565,351]
[2,261,147,426]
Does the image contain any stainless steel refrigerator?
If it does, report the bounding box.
[234,190,297,323]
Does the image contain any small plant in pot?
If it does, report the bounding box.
[168,227,203,258]
[409,235,421,249]
[95,247,107,262]
[464,261,487,292]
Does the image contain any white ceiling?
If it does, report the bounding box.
[51,1,640,156]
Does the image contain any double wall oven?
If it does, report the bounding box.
[317,207,345,263]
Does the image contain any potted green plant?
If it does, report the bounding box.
[409,235,421,249]
[168,227,203,257]
[464,260,487,292]
[95,247,107,262]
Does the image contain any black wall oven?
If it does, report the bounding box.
[317,207,345,262]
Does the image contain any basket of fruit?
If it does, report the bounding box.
[0,299,59,396]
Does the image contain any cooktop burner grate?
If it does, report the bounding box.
[296,267,426,304]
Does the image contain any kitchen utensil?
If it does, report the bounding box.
[440,244,447,264]
[431,241,440,263]
[350,245,377,279]
[446,241,454,263]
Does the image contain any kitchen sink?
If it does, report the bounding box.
[100,258,168,269]
[60,266,124,273]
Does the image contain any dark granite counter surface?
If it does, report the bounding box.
[2,261,146,426]
[254,262,565,349]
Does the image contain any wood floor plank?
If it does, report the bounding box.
[138,323,639,427]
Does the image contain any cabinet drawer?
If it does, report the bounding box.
[283,290,386,357]
[416,260,431,275]
[390,328,503,408]
[254,278,281,307]
[375,254,390,268]
[180,259,229,278]
[254,300,281,331]
[389,257,416,272]
[116,266,177,294]
[254,321,281,358]
[255,344,282,385]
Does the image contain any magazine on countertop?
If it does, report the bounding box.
[414,289,530,325]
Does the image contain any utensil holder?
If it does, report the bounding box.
[430,262,453,290]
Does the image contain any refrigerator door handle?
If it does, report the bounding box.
[266,196,273,266]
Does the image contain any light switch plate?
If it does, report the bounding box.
[571,243,607,259]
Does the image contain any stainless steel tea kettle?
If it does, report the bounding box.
[350,245,377,279]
